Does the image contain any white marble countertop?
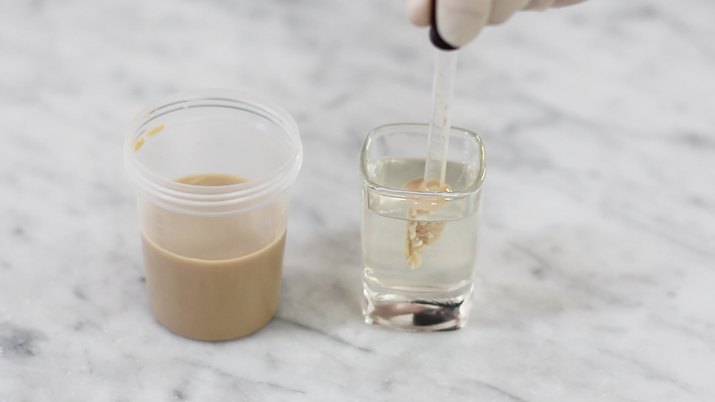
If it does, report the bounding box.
[2,0,714,400]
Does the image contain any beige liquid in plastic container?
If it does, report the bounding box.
[125,91,302,341]
[142,174,285,340]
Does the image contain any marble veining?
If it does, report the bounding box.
[1,0,714,400]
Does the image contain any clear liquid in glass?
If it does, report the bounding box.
[362,158,481,331]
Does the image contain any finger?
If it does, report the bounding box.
[407,0,431,26]
[524,0,555,11]
[552,0,586,8]
[437,0,492,47]
[488,0,529,25]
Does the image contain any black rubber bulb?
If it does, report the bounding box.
[429,0,459,50]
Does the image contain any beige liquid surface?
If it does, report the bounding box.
[141,174,285,341]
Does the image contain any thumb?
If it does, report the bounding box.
[436,0,492,47]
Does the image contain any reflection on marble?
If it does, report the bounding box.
[1,0,714,400]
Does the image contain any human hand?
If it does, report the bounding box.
[408,0,586,48]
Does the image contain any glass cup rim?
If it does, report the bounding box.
[360,123,486,199]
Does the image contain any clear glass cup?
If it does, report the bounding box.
[360,123,486,331]
[124,90,302,341]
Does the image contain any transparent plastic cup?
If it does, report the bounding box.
[124,90,302,341]
[360,123,486,331]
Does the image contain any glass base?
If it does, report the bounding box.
[362,283,473,332]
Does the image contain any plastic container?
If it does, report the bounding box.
[124,90,302,340]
